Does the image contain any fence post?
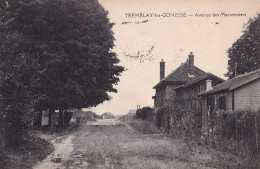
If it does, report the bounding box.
[255,111,259,167]
[235,111,239,151]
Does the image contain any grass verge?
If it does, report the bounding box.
[0,133,54,169]
[128,119,258,169]
[128,119,161,134]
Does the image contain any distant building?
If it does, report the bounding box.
[119,110,136,122]
[102,112,115,119]
[127,109,136,116]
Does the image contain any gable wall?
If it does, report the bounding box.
[154,85,166,108]
[166,84,178,101]
[234,78,260,110]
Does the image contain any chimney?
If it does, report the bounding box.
[160,59,165,81]
[188,52,194,66]
[206,79,212,91]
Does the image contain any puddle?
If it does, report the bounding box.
[33,135,74,169]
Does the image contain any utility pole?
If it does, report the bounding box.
[234,62,239,151]
[234,62,238,77]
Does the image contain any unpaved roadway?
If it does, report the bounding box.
[34,119,216,169]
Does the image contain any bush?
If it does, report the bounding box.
[0,134,54,169]
[211,109,260,156]
[155,104,201,140]
[135,107,154,121]
[129,120,160,134]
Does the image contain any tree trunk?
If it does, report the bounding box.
[64,111,73,126]
[7,110,22,146]
[33,111,42,127]
[58,109,64,127]
[0,126,6,153]
[48,107,57,132]
[48,108,53,127]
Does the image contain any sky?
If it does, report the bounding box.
[85,0,260,115]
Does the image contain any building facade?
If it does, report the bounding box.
[153,52,206,108]
[199,69,260,132]
[200,69,260,112]
[175,74,224,112]
[153,52,224,112]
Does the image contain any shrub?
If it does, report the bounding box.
[155,104,201,140]
[135,107,154,121]
[212,108,260,156]
[129,119,160,134]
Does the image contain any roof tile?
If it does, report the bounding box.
[154,62,206,88]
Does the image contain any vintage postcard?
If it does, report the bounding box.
[0,0,259,168]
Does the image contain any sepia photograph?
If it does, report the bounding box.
[0,0,260,168]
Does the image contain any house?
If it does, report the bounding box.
[199,68,260,114]
[102,112,115,119]
[119,109,136,122]
[153,52,224,111]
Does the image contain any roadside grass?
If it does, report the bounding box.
[0,134,54,169]
[128,119,161,134]
[64,124,214,169]
[128,119,257,169]
[0,125,79,169]
[175,141,253,169]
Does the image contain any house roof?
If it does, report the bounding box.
[127,110,136,115]
[199,69,260,96]
[102,112,115,117]
[153,62,207,89]
[174,73,225,90]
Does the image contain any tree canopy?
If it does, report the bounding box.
[226,13,260,78]
[0,0,124,138]
[1,0,123,112]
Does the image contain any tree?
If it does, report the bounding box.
[0,27,41,145]
[0,0,123,137]
[226,13,260,79]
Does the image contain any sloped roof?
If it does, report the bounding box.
[127,109,136,115]
[153,62,207,89]
[199,69,260,96]
[174,73,225,90]
[102,112,115,117]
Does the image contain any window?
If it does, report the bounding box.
[218,96,226,110]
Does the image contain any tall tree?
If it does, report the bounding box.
[226,13,260,79]
[0,0,123,134]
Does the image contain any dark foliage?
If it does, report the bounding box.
[135,107,154,120]
[226,13,260,78]
[0,134,54,169]
[213,109,260,154]
[156,104,201,138]
[0,0,123,148]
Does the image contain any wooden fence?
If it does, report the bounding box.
[203,109,260,160]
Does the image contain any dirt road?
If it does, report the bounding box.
[34,119,216,169]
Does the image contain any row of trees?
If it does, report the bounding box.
[0,0,123,148]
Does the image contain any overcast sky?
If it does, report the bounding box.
[86,0,260,115]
